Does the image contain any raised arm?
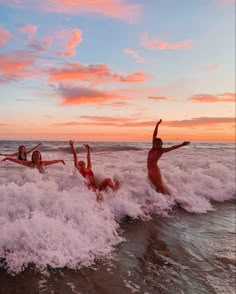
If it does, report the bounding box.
[26,143,42,154]
[1,157,31,167]
[69,140,78,167]
[162,141,190,153]
[152,119,162,147]
[42,160,65,167]
[84,144,92,169]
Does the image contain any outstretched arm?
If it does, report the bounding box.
[0,151,18,157]
[42,160,65,167]
[84,144,92,169]
[69,140,78,167]
[1,157,31,167]
[26,143,42,154]
[152,119,162,147]
[162,141,190,153]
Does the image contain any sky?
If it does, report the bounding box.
[0,0,235,142]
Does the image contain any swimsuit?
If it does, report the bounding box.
[18,154,27,161]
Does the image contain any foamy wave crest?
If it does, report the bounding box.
[0,145,235,272]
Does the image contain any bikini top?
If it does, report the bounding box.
[18,153,27,161]
[80,168,94,178]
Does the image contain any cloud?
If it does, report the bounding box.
[141,32,192,50]
[108,101,131,107]
[0,51,36,78]
[18,24,52,52]
[16,98,33,102]
[18,24,37,40]
[0,0,141,21]
[123,48,146,63]
[148,96,170,101]
[57,85,125,105]
[189,93,235,102]
[49,62,149,85]
[0,26,12,47]
[56,29,82,57]
[28,36,52,52]
[52,116,155,127]
[193,64,219,71]
[164,117,235,127]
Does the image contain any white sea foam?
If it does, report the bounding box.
[0,142,235,272]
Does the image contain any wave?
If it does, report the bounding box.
[0,143,235,273]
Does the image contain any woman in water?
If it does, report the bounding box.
[147,119,190,195]
[0,143,42,161]
[1,150,65,172]
[69,140,119,202]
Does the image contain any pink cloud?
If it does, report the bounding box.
[141,32,193,50]
[123,48,146,63]
[18,24,37,40]
[0,51,36,78]
[57,85,125,105]
[56,29,83,57]
[29,36,52,52]
[0,0,141,21]
[0,27,12,47]
[189,93,235,102]
[48,62,149,85]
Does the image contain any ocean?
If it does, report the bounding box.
[0,140,235,294]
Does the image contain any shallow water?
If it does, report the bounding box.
[0,202,235,294]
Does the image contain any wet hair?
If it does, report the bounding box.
[155,138,163,145]
[18,145,27,160]
[31,150,42,163]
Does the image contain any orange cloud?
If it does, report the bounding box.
[148,96,170,101]
[189,93,235,102]
[0,0,141,21]
[123,48,146,63]
[57,85,125,105]
[49,62,149,84]
[51,116,235,130]
[141,32,192,50]
[0,51,36,78]
[164,117,235,127]
[56,29,82,57]
[0,27,12,47]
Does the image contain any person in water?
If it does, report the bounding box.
[69,140,119,202]
[1,150,65,173]
[0,143,42,161]
[147,119,190,195]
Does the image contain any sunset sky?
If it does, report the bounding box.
[0,0,235,142]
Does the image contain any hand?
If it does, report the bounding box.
[69,140,74,146]
[61,160,65,165]
[182,141,190,146]
[84,144,90,150]
[157,119,162,125]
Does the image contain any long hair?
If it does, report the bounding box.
[31,150,42,163]
[18,145,27,160]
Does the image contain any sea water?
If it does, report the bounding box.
[0,140,235,293]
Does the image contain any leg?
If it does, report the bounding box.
[148,167,170,195]
[98,178,119,191]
